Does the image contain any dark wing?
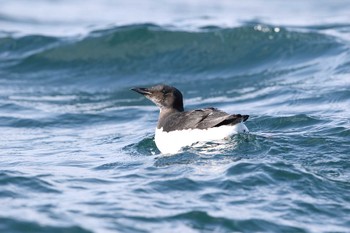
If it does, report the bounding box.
[162,107,249,132]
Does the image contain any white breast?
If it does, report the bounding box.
[154,123,248,154]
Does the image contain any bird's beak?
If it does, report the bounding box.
[131,87,152,96]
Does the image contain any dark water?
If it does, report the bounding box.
[1,1,350,233]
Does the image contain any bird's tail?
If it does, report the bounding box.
[242,115,249,122]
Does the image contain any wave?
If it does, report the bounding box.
[2,24,345,76]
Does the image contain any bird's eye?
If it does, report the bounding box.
[162,90,167,94]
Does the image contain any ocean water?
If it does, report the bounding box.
[1,0,350,232]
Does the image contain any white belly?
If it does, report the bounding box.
[154,123,248,154]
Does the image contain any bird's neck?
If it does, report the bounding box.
[157,107,182,129]
[159,107,181,117]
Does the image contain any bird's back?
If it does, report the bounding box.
[158,107,249,132]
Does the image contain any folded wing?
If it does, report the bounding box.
[162,108,249,132]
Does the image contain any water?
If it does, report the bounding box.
[1,1,350,232]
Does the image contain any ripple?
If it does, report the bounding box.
[253,114,324,132]
[153,152,200,167]
[0,217,92,233]
[123,136,160,156]
[149,177,203,193]
[0,171,60,195]
[165,210,307,232]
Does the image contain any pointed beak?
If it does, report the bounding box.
[131,87,152,96]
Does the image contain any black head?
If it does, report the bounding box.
[131,84,184,112]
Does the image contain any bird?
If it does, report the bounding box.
[131,84,249,154]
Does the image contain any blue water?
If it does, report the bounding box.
[1,1,350,232]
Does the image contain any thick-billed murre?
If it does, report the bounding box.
[131,84,249,154]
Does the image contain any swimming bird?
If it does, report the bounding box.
[131,84,249,154]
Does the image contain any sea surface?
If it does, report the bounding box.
[1,1,350,232]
